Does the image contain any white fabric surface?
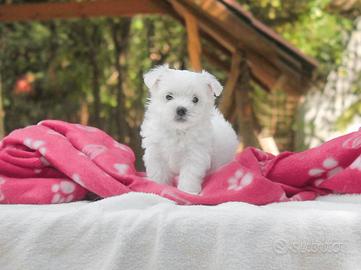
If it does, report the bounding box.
[1,192,361,270]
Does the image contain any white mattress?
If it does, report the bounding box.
[0,193,361,270]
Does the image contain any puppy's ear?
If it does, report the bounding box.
[143,64,169,92]
[202,70,223,97]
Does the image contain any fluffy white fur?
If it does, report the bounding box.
[141,65,239,194]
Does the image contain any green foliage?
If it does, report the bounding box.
[0,16,186,136]
[0,0,356,154]
[241,0,355,149]
[242,0,353,75]
[336,100,361,130]
[0,15,188,167]
[336,76,361,131]
[280,0,352,74]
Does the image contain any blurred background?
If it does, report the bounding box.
[0,0,360,169]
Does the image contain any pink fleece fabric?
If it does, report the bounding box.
[0,120,360,205]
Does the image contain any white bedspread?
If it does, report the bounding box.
[1,193,361,270]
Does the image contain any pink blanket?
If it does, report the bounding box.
[0,120,360,205]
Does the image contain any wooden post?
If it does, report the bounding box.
[79,100,89,126]
[218,50,260,149]
[172,1,202,71]
[283,90,302,151]
[235,60,260,148]
[185,12,202,71]
[256,74,287,154]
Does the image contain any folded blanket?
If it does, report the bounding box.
[0,120,360,205]
[1,193,361,270]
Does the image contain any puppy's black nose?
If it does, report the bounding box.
[176,107,187,117]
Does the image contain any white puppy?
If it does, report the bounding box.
[141,65,239,194]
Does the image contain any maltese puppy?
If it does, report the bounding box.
[141,65,239,194]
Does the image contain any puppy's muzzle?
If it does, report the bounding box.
[176,107,187,117]
[175,106,187,122]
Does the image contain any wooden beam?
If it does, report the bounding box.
[182,0,276,61]
[194,9,237,53]
[169,1,286,92]
[201,31,280,92]
[173,2,202,71]
[195,11,284,92]
[186,0,310,76]
[185,13,202,71]
[203,46,229,71]
[199,17,286,92]
[271,74,287,92]
[201,39,293,95]
[198,14,286,90]
[179,0,312,93]
[0,0,165,22]
[172,3,302,96]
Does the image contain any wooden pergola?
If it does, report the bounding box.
[0,0,318,152]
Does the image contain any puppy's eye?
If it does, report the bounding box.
[192,96,199,104]
[166,94,173,101]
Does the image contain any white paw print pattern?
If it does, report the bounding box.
[82,144,107,160]
[75,124,98,132]
[342,135,361,149]
[40,156,50,166]
[23,138,47,156]
[47,130,66,138]
[114,163,129,175]
[228,169,254,191]
[114,141,131,153]
[289,194,302,202]
[350,155,361,171]
[308,157,343,186]
[0,177,5,201]
[51,180,76,203]
[279,193,288,202]
[72,173,85,187]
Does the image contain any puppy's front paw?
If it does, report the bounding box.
[177,181,202,195]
